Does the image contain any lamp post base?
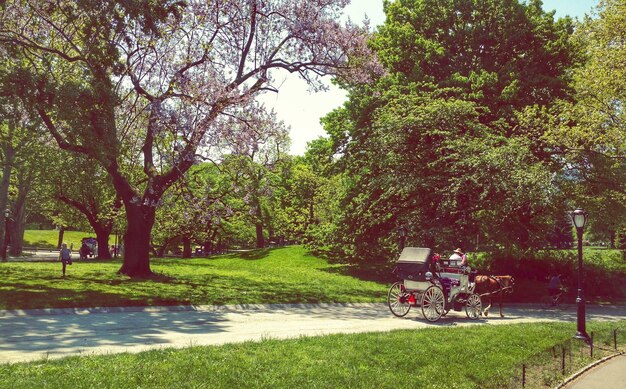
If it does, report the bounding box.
[574,331,591,344]
[574,331,590,343]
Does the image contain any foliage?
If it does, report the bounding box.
[373,0,579,124]
[546,213,574,249]
[544,0,626,243]
[44,151,121,258]
[215,110,291,248]
[151,163,234,255]
[317,0,581,262]
[471,247,626,300]
[0,63,48,256]
[0,0,378,276]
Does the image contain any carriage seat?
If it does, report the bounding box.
[441,258,461,267]
[440,272,469,292]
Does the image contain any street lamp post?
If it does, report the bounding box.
[398,226,406,253]
[571,208,590,342]
[2,208,9,262]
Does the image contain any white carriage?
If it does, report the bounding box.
[387,247,482,322]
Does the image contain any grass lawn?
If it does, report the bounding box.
[3,245,626,387]
[2,321,625,388]
[0,246,388,310]
[23,230,97,249]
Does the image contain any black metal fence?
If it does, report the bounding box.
[512,326,626,388]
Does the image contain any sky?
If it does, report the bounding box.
[261,0,599,155]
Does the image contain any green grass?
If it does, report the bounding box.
[22,230,96,249]
[0,246,388,310]
[2,244,625,387]
[2,321,625,388]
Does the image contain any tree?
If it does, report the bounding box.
[371,0,578,126]
[320,0,580,262]
[0,68,42,258]
[217,109,290,248]
[151,163,234,257]
[7,132,54,256]
[545,0,626,237]
[52,153,121,259]
[0,0,377,276]
[300,138,362,258]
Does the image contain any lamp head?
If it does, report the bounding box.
[571,208,588,229]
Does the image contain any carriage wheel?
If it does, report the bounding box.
[465,293,482,319]
[421,285,445,322]
[387,282,411,317]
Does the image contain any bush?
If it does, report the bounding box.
[478,248,626,301]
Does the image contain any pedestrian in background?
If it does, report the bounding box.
[59,243,72,277]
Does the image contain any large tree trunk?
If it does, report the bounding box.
[0,145,14,262]
[8,200,25,257]
[57,226,65,249]
[118,204,154,277]
[94,227,112,259]
[9,168,32,257]
[255,222,264,248]
[609,229,616,249]
[182,236,192,258]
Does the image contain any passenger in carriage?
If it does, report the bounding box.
[431,253,442,272]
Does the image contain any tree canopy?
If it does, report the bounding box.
[0,0,623,270]
[315,0,581,261]
[0,0,377,275]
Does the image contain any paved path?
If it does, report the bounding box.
[564,353,626,388]
[7,250,64,262]
[2,303,626,364]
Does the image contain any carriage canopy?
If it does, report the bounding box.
[393,247,433,281]
[397,247,432,264]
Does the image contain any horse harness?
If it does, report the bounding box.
[478,275,514,299]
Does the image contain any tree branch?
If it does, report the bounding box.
[36,107,91,155]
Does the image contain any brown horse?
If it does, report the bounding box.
[474,275,515,317]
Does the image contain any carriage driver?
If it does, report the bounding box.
[450,247,473,283]
[449,248,468,268]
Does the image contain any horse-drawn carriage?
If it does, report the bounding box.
[387,247,482,322]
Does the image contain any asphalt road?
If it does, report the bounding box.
[2,303,626,364]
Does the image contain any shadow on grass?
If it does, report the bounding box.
[0,282,165,310]
[25,240,56,248]
[222,248,273,261]
[129,272,178,283]
[320,264,396,284]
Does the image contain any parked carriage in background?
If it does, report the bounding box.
[79,237,97,260]
[387,247,482,322]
